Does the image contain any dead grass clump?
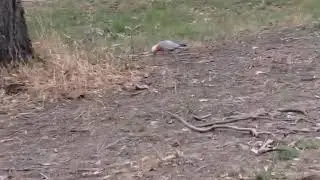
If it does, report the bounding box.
[0,36,139,113]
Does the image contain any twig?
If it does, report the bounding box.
[152,145,164,161]
[40,172,49,180]
[166,111,274,137]
[0,168,32,171]
[105,137,126,149]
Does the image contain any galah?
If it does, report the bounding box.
[151,40,187,54]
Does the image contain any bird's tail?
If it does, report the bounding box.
[170,40,187,47]
[178,42,187,47]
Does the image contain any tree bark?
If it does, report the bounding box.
[0,0,33,65]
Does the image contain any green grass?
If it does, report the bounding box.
[296,138,320,150]
[25,0,320,53]
[276,146,300,161]
[254,168,273,180]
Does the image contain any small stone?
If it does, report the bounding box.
[255,71,267,75]
[42,135,49,140]
[150,121,159,127]
[135,84,149,90]
[167,119,173,124]
[0,175,8,180]
[237,143,250,151]
[95,160,101,165]
[199,98,209,102]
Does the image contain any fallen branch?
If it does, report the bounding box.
[166,111,274,137]
[40,173,49,180]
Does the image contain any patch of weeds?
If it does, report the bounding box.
[255,170,273,180]
[254,159,277,180]
[276,146,300,161]
[296,138,320,150]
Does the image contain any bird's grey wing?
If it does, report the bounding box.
[165,40,187,47]
[159,40,180,50]
[174,41,187,47]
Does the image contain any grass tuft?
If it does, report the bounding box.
[296,138,320,150]
[276,146,300,161]
[0,32,137,113]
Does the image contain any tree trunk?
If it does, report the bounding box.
[0,0,33,65]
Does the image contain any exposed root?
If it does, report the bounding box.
[166,111,274,137]
[277,108,307,116]
[197,111,270,127]
[192,113,212,121]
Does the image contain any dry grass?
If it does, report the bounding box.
[0,32,142,113]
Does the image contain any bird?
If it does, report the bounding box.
[151,40,187,55]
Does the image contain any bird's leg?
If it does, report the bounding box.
[177,48,186,54]
[168,51,175,61]
[173,53,178,62]
[171,50,180,61]
[169,51,179,68]
[164,50,174,61]
[152,54,156,66]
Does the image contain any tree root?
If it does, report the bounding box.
[197,112,270,127]
[277,108,307,115]
[192,113,212,121]
[166,111,274,137]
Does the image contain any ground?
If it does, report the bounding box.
[1,0,320,180]
[1,23,320,180]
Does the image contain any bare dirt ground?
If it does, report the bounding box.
[1,25,320,180]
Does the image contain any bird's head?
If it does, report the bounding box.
[151,44,161,54]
